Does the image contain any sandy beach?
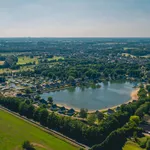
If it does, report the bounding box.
[56,88,139,113]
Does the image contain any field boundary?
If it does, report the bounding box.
[0,105,89,150]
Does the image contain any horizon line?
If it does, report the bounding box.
[0,36,150,38]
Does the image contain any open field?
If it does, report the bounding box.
[122,53,136,58]
[123,141,144,150]
[141,54,150,58]
[123,47,139,51]
[0,109,79,150]
[17,56,38,65]
[48,56,64,61]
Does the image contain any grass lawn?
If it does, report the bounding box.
[17,56,38,65]
[0,109,79,150]
[123,141,144,150]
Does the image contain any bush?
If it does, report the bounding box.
[146,139,150,150]
[139,138,147,148]
[22,141,35,150]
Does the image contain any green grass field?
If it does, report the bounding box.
[123,141,144,150]
[17,56,38,65]
[0,109,79,150]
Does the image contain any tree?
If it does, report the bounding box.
[133,131,138,142]
[138,88,147,99]
[25,88,32,94]
[26,105,35,119]
[33,108,41,122]
[68,76,75,82]
[79,108,88,118]
[130,116,140,125]
[96,111,104,121]
[39,109,49,126]
[0,76,5,83]
[146,85,150,93]
[19,102,29,116]
[135,102,150,118]
[48,96,53,104]
[146,139,150,150]
[22,141,35,150]
[35,95,41,101]
[87,114,96,125]
[3,55,18,68]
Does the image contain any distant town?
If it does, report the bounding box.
[0,38,150,150]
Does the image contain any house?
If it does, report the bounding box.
[115,106,120,111]
[16,93,22,97]
[45,84,50,88]
[50,104,58,111]
[40,99,48,105]
[132,100,137,102]
[107,109,115,115]
[58,106,66,114]
[67,108,75,116]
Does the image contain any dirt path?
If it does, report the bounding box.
[32,142,49,150]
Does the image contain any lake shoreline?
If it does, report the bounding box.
[56,88,139,113]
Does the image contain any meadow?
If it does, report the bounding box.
[0,109,79,150]
[123,140,146,150]
[17,56,39,65]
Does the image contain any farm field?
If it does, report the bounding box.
[0,109,79,150]
[17,56,38,65]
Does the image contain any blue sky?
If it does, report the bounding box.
[0,0,150,37]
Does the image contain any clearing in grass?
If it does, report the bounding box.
[0,109,79,150]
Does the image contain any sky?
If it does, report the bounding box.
[0,0,150,37]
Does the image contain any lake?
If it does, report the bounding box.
[40,82,135,111]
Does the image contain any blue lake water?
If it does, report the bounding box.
[40,82,135,110]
